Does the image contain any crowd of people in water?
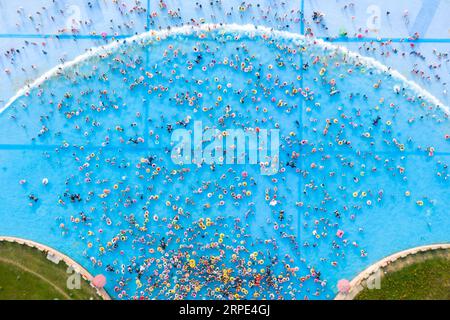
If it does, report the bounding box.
[2,1,448,102]
[0,1,449,300]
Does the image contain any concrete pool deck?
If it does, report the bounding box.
[335,243,450,300]
[0,236,111,300]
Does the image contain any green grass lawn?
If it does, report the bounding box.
[356,256,450,300]
[0,241,102,300]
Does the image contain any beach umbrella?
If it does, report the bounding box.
[337,279,351,293]
[92,274,107,288]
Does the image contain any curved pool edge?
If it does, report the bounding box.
[1,23,448,115]
[0,236,111,300]
[334,243,450,300]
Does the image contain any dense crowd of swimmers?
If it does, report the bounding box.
[1,1,449,300]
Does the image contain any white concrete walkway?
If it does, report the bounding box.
[335,243,450,300]
[0,236,111,300]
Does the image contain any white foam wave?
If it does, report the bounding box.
[1,23,448,114]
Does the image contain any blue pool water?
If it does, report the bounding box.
[0,25,448,300]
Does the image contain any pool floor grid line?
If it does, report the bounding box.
[146,0,151,31]
[0,143,449,156]
[0,34,135,40]
[0,144,163,152]
[144,0,150,149]
[300,0,305,36]
[0,34,449,43]
[297,0,305,242]
[0,34,449,42]
[318,37,450,43]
